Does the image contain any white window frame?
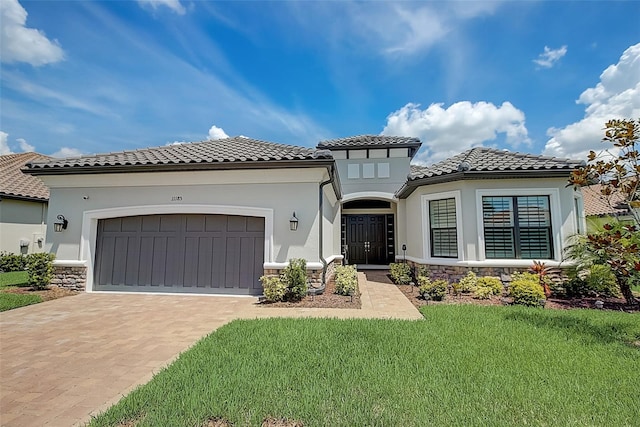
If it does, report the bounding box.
[573,191,586,235]
[421,191,464,262]
[476,188,562,262]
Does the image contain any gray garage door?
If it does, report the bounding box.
[94,214,265,295]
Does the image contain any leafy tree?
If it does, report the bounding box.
[568,119,640,306]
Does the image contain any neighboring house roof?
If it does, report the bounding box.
[0,152,51,202]
[24,137,334,175]
[397,147,584,198]
[317,135,421,152]
[581,183,630,216]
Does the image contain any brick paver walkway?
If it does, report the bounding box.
[0,271,421,426]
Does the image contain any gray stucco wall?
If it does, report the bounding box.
[0,199,47,254]
[41,168,340,270]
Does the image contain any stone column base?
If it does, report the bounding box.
[51,266,87,291]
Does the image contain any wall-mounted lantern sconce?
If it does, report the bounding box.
[289,212,299,231]
[54,215,68,232]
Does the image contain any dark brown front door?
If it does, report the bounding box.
[344,215,389,264]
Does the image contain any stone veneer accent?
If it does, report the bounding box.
[51,266,87,291]
[407,261,527,283]
[263,258,339,287]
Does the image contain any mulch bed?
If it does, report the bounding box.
[1,285,79,301]
[388,273,639,313]
[258,278,360,309]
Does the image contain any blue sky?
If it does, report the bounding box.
[1,0,639,164]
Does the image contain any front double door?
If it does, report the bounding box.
[343,214,391,265]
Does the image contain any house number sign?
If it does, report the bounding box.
[171,196,183,201]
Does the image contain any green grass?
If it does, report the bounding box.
[0,271,41,311]
[0,293,42,312]
[89,305,640,427]
[0,271,29,288]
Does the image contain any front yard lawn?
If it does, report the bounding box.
[90,305,639,427]
[0,271,42,311]
[0,271,29,288]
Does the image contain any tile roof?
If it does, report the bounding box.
[0,152,52,201]
[317,135,421,149]
[409,147,584,181]
[25,137,333,174]
[395,147,585,198]
[581,184,630,216]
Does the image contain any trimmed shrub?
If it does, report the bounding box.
[510,272,545,306]
[454,271,478,294]
[473,286,494,300]
[477,276,503,295]
[585,265,620,298]
[417,276,447,301]
[563,264,620,298]
[25,252,55,290]
[334,265,358,296]
[260,275,287,302]
[0,252,27,273]
[389,262,411,285]
[282,258,308,301]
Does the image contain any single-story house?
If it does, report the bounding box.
[24,135,585,294]
[0,152,51,255]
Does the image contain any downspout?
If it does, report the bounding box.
[318,166,335,289]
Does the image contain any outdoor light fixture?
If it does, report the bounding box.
[54,215,68,232]
[289,212,299,231]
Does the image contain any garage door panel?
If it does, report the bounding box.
[124,237,141,285]
[97,236,115,286]
[227,216,247,232]
[138,237,154,285]
[205,215,226,232]
[197,238,214,288]
[211,237,226,289]
[95,214,265,295]
[247,217,265,232]
[142,216,161,232]
[103,218,122,232]
[121,216,141,232]
[160,215,181,232]
[151,237,168,286]
[111,236,129,285]
[224,236,241,288]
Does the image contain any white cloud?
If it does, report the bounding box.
[137,0,186,15]
[0,131,36,154]
[533,45,567,69]
[16,137,34,152]
[382,101,530,164]
[0,131,13,155]
[0,0,64,66]
[208,125,229,140]
[543,43,640,160]
[50,147,83,158]
[350,2,499,57]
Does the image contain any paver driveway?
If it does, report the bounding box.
[0,273,421,426]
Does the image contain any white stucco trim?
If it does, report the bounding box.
[572,190,586,235]
[420,191,464,262]
[400,255,567,268]
[80,204,274,292]
[475,188,563,262]
[264,254,344,270]
[341,192,396,202]
[53,260,87,267]
[89,291,257,298]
